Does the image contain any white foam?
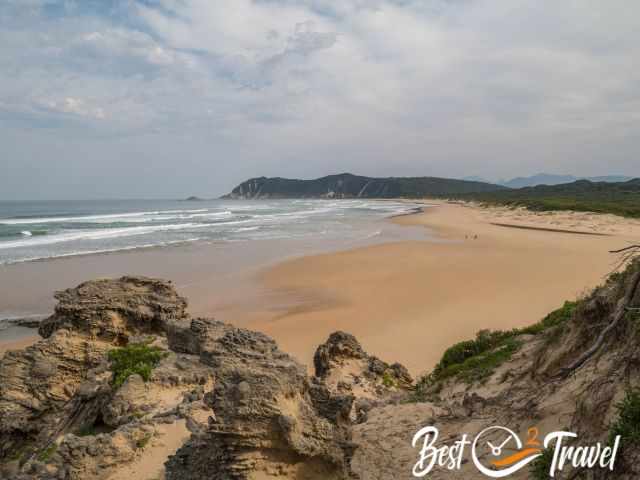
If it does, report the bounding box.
[187,211,233,218]
[0,209,210,225]
[0,223,210,249]
[232,226,260,232]
[0,237,203,265]
[0,200,427,265]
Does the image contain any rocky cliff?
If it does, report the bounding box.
[0,277,411,479]
[1,260,640,479]
[223,173,507,199]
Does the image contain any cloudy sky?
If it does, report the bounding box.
[1,1,639,199]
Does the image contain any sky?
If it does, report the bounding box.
[1,0,639,199]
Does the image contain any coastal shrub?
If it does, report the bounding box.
[609,388,640,446]
[529,448,554,480]
[436,330,513,372]
[108,342,167,388]
[382,371,396,388]
[449,180,640,218]
[433,301,577,374]
[412,300,578,399]
[434,336,521,384]
[518,301,577,335]
[412,334,522,400]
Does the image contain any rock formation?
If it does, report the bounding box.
[37,276,189,341]
[0,277,410,479]
[2,261,640,479]
[165,324,356,480]
[0,277,206,479]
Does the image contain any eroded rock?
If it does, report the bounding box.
[38,276,188,341]
[0,277,370,480]
[313,331,413,420]
[166,322,357,479]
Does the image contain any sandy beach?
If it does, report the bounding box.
[2,201,640,480]
[0,336,39,358]
[3,202,640,375]
[236,202,640,374]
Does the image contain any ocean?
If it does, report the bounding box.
[0,198,422,266]
[0,198,427,337]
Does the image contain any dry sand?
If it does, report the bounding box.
[2,202,640,377]
[238,202,640,375]
[106,419,191,480]
[0,336,39,359]
[2,200,638,480]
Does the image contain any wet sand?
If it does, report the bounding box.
[239,202,640,375]
[0,216,426,354]
[2,202,639,375]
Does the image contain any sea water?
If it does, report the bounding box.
[0,198,428,335]
[0,198,421,265]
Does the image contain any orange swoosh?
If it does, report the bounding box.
[491,448,542,467]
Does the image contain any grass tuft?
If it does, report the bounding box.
[412,301,578,400]
[609,388,640,446]
[382,370,396,388]
[108,342,167,389]
[136,433,153,450]
[517,301,577,335]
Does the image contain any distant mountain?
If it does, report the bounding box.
[462,175,490,183]
[499,173,632,189]
[223,173,507,199]
[588,175,635,183]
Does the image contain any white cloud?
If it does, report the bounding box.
[40,97,106,119]
[1,0,640,199]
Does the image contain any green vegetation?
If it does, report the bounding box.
[413,301,578,400]
[609,388,640,446]
[227,173,506,199]
[419,330,522,388]
[518,301,577,336]
[435,329,514,372]
[453,179,640,218]
[529,448,554,480]
[136,433,153,450]
[108,342,167,388]
[37,443,57,462]
[382,371,396,388]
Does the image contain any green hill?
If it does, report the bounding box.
[454,178,640,218]
[223,173,506,199]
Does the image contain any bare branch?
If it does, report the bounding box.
[557,268,640,378]
[610,245,640,254]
